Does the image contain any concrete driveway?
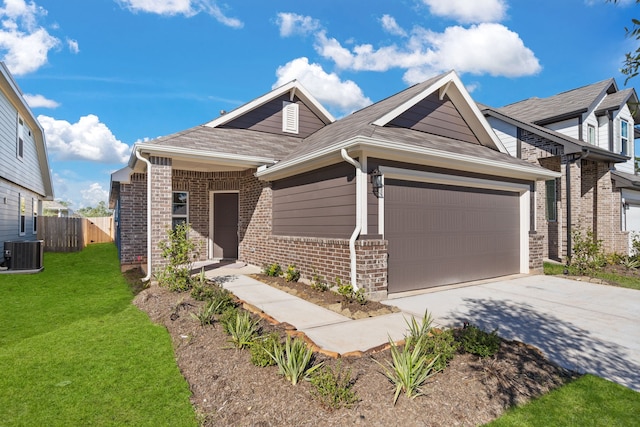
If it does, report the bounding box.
[384,275,640,391]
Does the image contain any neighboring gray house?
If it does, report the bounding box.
[0,62,54,245]
[483,78,639,260]
[110,71,557,297]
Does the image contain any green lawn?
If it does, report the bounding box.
[544,262,640,290]
[0,244,197,427]
[487,375,640,426]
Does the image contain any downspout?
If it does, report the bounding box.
[135,148,153,282]
[566,149,590,262]
[340,148,362,291]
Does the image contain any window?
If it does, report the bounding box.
[32,198,38,234]
[621,120,629,155]
[172,191,188,229]
[545,179,557,222]
[19,194,26,235]
[587,124,596,145]
[17,116,24,159]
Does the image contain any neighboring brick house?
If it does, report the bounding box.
[0,62,54,246]
[483,78,639,261]
[110,71,557,298]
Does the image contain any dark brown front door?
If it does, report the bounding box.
[386,180,520,293]
[213,193,238,259]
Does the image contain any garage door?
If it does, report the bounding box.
[626,204,640,252]
[386,179,521,293]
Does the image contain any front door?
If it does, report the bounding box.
[211,192,239,259]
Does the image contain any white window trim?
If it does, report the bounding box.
[620,119,629,156]
[587,124,596,145]
[172,191,189,229]
[19,194,26,236]
[32,198,38,235]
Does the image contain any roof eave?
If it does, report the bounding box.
[256,136,559,182]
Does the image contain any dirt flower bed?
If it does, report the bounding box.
[134,283,575,427]
[248,273,400,319]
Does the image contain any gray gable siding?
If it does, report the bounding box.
[272,162,355,238]
[0,89,45,196]
[220,94,326,138]
[388,93,479,145]
[0,179,39,243]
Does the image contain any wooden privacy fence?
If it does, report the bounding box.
[40,216,114,252]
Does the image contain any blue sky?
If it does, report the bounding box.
[1,0,638,209]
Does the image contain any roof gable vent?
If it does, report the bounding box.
[282,101,299,134]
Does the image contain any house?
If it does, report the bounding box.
[43,200,73,217]
[0,62,54,246]
[109,71,558,297]
[482,79,639,261]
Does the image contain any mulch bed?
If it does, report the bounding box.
[133,278,576,427]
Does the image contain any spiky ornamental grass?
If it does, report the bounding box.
[267,335,323,385]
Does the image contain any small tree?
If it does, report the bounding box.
[568,229,606,275]
[156,222,198,291]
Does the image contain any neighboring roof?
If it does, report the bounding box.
[482,107,629,164]
[43,200,71,212]
[498,79,616,124]
[0,62,54,200]
[611,169,640,189]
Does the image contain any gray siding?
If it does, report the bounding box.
[0,178,40,244]
[272,163,355,238]
[221,94,326,138]
[0,89,45,196]
[388,93,479,144]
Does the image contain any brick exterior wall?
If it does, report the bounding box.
[519,130,628,261]
[116,163,389,295]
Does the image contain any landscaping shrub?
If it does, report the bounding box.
[335,279,367,305]
[250,333,280,367]
[459,324,501,358]
[267,335,323,385]
[157,222,199,292]
[310,270,329,292]
[219,310,260,349]
[310,361,358,409]
[284,265,301,282]
[568,229,606,275]
[422,328,459,372]
[263,263,282,277]
[190,300,217,326]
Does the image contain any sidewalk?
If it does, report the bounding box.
[203,263,411,355]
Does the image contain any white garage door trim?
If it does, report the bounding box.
[377,166,531,274]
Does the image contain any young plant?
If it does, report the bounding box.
[310,361,358,409]
[284,265,301,282]
[376,338,439,405]
[422,328,459,372]
[249,333,280,367]
[568,229,606,275]
[404,310,434,349]
[267,335,323,385]
[156,222,198,292]
[310,270,329,292]
[336,278,354,302]
[220,310,260,349]
[263,263,282,277]
[190,300,217,326]
[354,288,367,305]
[459,324,501,358]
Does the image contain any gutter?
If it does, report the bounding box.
[135,148,153,282]
[340,149,362,291]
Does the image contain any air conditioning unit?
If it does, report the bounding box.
[3,240,44,271]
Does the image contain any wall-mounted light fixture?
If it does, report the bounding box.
[371,168,383,198]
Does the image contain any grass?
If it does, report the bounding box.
[0,243,197,427]
[544,262,640,291]
[487,375,640,426]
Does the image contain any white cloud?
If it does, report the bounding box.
[80,182,109,208]
[23,93,59,108]
[380,14,407,37]
[273,57,371,114]
[422,0,507,23]
[117,0,243,28]
[314,23,540,83]
[276,12,320,37]
[66,38,78,53]
[52,172,110,209]
[0,0,60,75]
[38,114,130,163]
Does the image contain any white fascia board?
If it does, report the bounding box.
[133,143,277,168]
[256,136,560,182]
[111,166,133,184]
[205,80,335,128]
[372,70,507,153]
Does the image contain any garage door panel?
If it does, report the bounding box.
[387,180,520,293]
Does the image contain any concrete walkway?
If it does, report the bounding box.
[205,263,640,391]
